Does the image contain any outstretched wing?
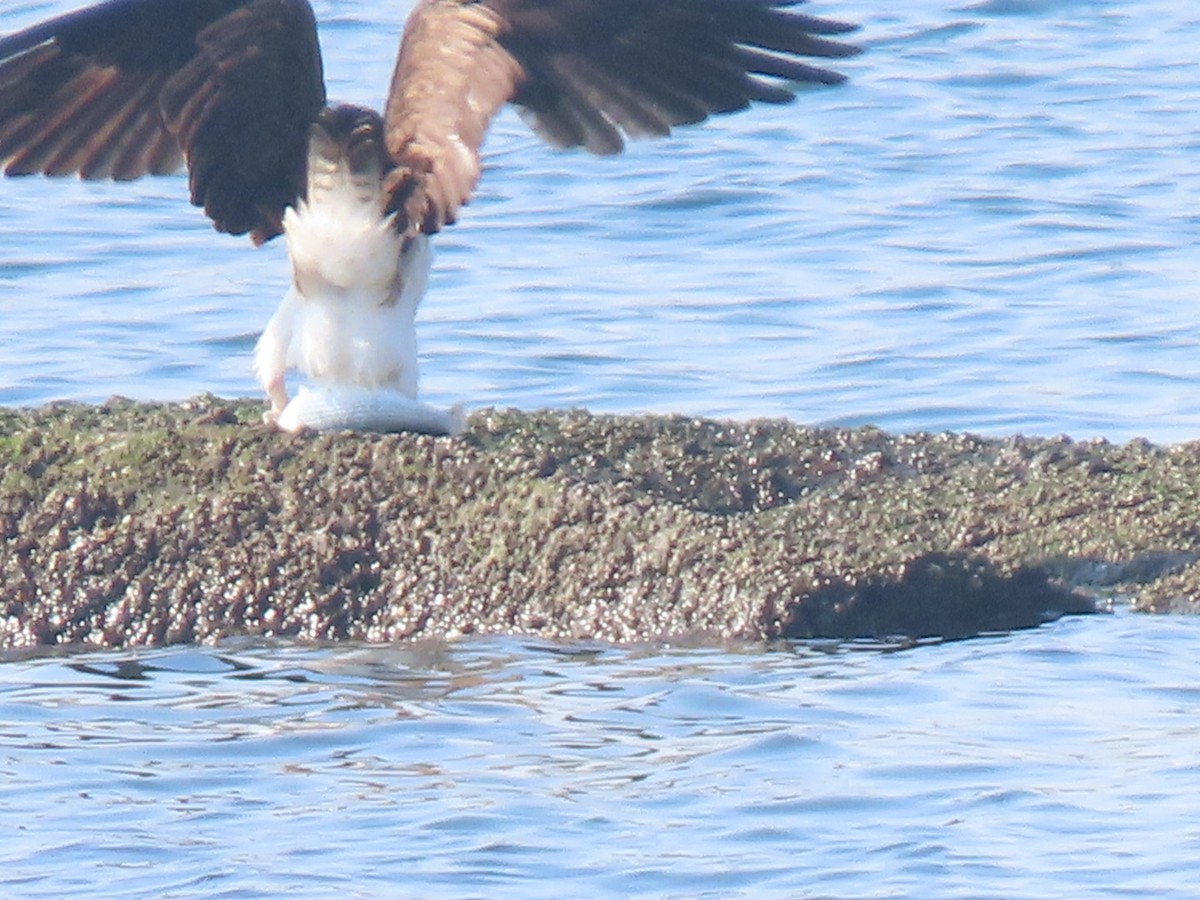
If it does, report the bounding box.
[0,0,325,243]
[384,0,859,236]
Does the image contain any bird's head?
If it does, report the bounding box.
[305,104,392,207]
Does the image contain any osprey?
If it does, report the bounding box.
[0,0,858,433]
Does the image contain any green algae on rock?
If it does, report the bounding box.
[11,395,1200,651]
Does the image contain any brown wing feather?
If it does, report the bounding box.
[160,0,327,242]
[383,0,859,237]
[383,0,522,236]
[0,0,326,243]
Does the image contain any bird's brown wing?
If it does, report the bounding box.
[382,0,521,237]
[384,0,858,236]
[0,0,325,243]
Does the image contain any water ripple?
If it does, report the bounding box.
[2,0,1200,440]
[2,613,1197,898]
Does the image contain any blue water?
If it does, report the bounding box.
[1,611,1198,899]
[4,1,1200,896]
[3,0,1200,443]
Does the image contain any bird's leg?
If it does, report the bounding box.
[253,293,296,427]
[262,374,289,426]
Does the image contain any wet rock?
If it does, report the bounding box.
[10,396,1200,651]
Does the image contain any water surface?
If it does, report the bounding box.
[3,0,1199,442]
[2,611,1198,898]
[2,3,1199,896]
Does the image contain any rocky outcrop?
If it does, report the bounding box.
[8,395,1197,651]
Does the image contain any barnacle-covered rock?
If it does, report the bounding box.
[13,395,1200,652]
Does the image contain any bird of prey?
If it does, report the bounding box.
[0,0,859,433]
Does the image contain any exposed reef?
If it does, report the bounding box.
[5,396,1198,652]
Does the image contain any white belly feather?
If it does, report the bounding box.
[252,162,460,435]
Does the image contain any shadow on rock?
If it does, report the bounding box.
[782,552,1094,642]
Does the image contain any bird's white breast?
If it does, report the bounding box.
[253,163,458,433]
[281,187,428,388]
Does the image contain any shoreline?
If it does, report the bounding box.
[4,396,1198,651]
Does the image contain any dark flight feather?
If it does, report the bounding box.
[384,0,858,235]
[0,0,857,243]
[0,0,324,243]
